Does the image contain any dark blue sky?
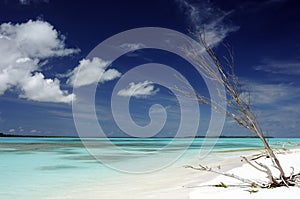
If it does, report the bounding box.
[0,0,299,137]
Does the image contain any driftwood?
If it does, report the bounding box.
[184,164,264,188]
[185,151,300,188]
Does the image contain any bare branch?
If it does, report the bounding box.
[184,164,265,188]
[179,27,298,187]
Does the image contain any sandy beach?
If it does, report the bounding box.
[44,150,248,199]
[190,149,300,199]
[48,148,300,199]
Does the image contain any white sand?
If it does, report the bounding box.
[190,149,300,199]
[47,149,300,199]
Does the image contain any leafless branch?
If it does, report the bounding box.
[184,164,265,188]
[180,28,300,188]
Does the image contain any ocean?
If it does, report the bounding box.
[1,137,300,198]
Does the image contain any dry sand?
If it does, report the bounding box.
[190,149,300,199]
[46,149,300,199]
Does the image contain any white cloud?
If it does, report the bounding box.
[176,0,239,46]
[18,126,24,132]
[30,129,38,133]
[0,20,78,58]
[0,20,78,103]
[254,59,300,75]
[19,0,49,5]
[19,0,28,4]
[20,72,75,103]
[119,43,146,51]
[117,81,159,98]
[67,57,121,88]
[242,80,300,105]
[8,129,15,133]
[224,79,300,137]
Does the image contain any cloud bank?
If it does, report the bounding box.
[243,81,299,105]
[0,20,78,103]
[239,79,300,137]
[254,59,300,75]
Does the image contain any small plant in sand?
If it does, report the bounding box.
[214,182,228,188]
[181,29,300,188]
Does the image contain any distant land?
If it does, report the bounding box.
[0,132,76,138]
[0,132,274,138]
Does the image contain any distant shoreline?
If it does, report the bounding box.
[0,132,277,138]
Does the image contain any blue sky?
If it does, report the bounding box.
[0,0,299,137]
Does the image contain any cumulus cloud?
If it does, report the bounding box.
[20,72,75,103]
[117,81,159,98]
[67,57,121,88]
[176,0,239,46]
[0,20,78,103]
[0,20,78,58]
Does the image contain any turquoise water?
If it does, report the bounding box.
[0,137,300,198]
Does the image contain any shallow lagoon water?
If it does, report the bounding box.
[1,137,299,198]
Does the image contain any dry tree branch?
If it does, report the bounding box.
[184,164,265,188]
[241,156,280,186]
[179,28,296,187]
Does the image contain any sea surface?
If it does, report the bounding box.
[1,137,300,198]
